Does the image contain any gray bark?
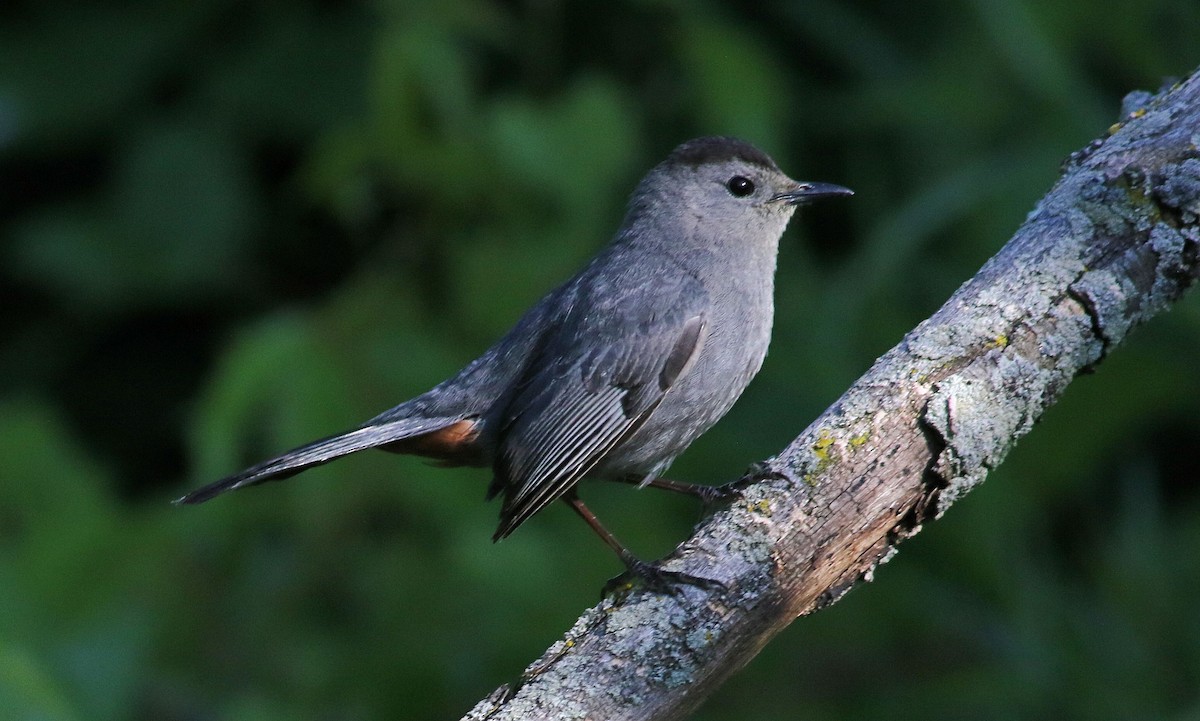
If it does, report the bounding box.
[462,69,1200,721]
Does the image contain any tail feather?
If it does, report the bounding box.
[175,416,467,505]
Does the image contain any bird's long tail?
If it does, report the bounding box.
[174,416,470,505]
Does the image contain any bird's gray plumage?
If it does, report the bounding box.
[178,136,852,550]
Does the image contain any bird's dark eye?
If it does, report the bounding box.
[726,175,755,197]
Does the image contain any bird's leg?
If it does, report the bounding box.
[561,492,724,595]
[614,474,742,508]
[721,459,791,494]
[613,461,790,511]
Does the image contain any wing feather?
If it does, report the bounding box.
[492,314,707,539]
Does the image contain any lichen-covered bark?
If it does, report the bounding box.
[462,70,1200,721]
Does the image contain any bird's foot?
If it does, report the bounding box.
[709,460,789,500]
[685,482,739,509]
[603,556,726,597]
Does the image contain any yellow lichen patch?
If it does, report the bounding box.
[1108,108,1144,135]
[984,333,1008,350]
[802,430,838,486]
[850,432,870,448]
[745,498,772,516]
[812,431,835,462]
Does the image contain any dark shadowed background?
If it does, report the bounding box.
[3,1,1199,719]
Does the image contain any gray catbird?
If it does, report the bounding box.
[177,136,852,587]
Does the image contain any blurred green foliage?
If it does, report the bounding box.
[2,1,1199,719]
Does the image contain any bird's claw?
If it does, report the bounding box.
[604,556,726,598]
[697,467,778,506]
[692,482,743,508]
[734,461,789,490]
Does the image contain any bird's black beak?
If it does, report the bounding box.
[771,182,854,205]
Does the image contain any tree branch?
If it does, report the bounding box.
[462,69,1200,721]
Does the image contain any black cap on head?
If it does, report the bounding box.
[665,136,779,172]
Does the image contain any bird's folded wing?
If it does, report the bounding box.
[491,313,706,539]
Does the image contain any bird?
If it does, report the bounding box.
[177,136,852,589]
